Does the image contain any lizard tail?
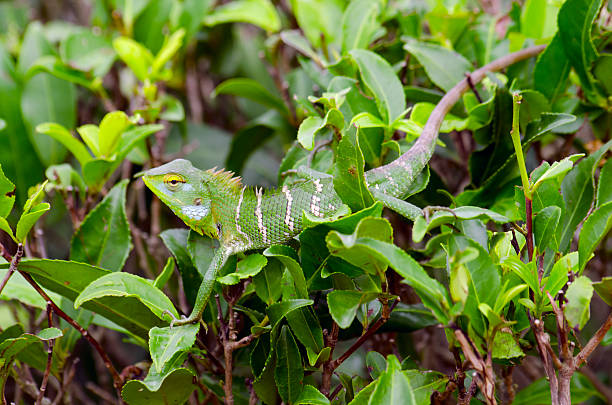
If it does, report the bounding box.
[365,44,546,198]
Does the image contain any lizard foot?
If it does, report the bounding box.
[161,309,178,323]
[170,315,202,328]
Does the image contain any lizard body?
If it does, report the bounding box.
[141,45,546,326]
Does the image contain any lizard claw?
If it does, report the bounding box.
[162,309,178,324]
[170,315,202,328]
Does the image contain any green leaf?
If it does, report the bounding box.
[403,40,472,92]
[280,30,323,66]
[514,375,600,404]
[204,0,280,31]
[341,0,381,53]
[275,325,304,403]
[264,245,308,299]
[36,122,92,166]
[82,158,114,189]
[492,331,524,359]
[500,256,539,293]
[594,54,612,96]
[350,49,406,125]
[412,206,508,243]
[0,259,165,338]
[543,252,577,300]
[159,95,185,122]
[77,124,100,156]
[121,368,194,405]
[346,238,449,323]
[297,116,325,150]
[0,259,107,300]
[71,180,132,271]
[557,0,605,105]
[75,272,178,322]
[326,217,393,274]
[596,158,612,207]
[214,78,288,115]
[520,0,560,39]
[21,72,75,166]
[366,351,387,379]
[532,154,582,191]
[564,276,593,329]
[217,253,267,285]
[16,202,49,242]
[148,324,199,373]
[593,277,612,307]
[99,111,130,157]
[369,355,416,405]
[287,305,324,353]
[115,124,163,159]
[534,34,571,102]
[151,29,185,75]
[291,0,343,48]
[254,258,284,305]
[450,235,501,334]
[0,327,63,376]
[351,112,386,129]
[267,299,314,330]
[409,102,467,132]
[112,36,154,81]
[534,206,561,253]
[333,129,375,211]
[0,217,15,241]
[450,263,470,304]
[60,30,115,77]
[560,140,612,252]
[0,164,16,218]
[160,229,208,305]
[327,290,362,328]
[26,56,102,92]
[296,385,330,405]
[0,44,45,205]
[578,201,612,271]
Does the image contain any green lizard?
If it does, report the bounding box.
[140,45,545,326]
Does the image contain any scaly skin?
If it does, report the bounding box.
[141,45,546,326]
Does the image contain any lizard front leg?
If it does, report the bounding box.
[172,247,230,326]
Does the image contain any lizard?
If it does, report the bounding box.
[140,45,545,327]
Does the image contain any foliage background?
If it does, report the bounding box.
[0,0,610,404]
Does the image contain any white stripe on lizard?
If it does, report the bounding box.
[282,185,294,232]
[235,186,250,243]
[255,187,268,244]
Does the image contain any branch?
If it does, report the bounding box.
[18,271,124,396]
[0,243,22,295]
[575,309,612,367]
[35,304,55,405]
[330,299,398,370]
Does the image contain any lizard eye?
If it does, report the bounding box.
[163,174,186,191]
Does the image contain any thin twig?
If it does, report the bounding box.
[575,310,612,367]
[18,271,123,396]
[330,299,399,370]
[35,304,55,405]
[0,243,23,295]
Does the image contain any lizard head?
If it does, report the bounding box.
[139,159,216,237]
